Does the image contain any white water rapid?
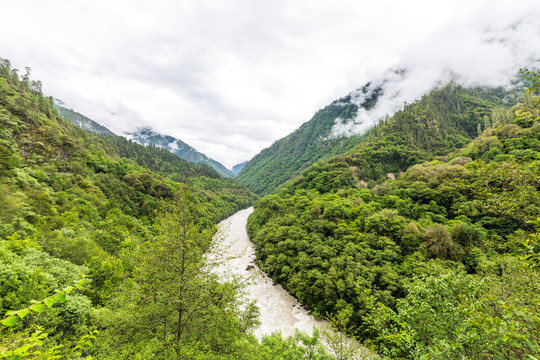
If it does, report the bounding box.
[213,207,326,339]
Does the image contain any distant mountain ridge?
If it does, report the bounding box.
[54,102,116,136]
[127,127,235,178]
[235,82,383,195]
[54,101,234,178]
[232,161,248,175]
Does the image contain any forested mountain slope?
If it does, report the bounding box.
[128,127,235,178]
[55,104,116,137]
[237,82,515,196]
[236,90,369,195]
[0,59,306,359]
[290,84,517,193]
[247,82,540,358]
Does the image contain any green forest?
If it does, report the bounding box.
[0,59,348,359]
[236,82,518,196]
[236,95,365,195]
[2,54,540,360]
[247,75,540,358]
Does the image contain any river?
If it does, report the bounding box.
[213,207,326,339]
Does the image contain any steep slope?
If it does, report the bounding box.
[236,93,366,195]
[128,127,235,178]
[54,102,116,136]
[247,84,540,359]
[289,84,517,193]
[237,82,514,196]
[232,161,248,176]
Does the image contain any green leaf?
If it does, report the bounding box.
[16,308,31,319]
[75,279,85,290]
[15,344,33,354]
[43,297,57,308]
[29,303,45,313]
[55,291,67,303]
[1,315,19,326]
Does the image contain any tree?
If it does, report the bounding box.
[321,307,374,360]
[423,223,459,260]
[133,187,253,356]
[520,68,540,92]
[0,145,21,172]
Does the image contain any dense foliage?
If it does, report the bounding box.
[238,83,516,196]
[236,100,364,195]
[247,84,540,358]
[0,59,310,359]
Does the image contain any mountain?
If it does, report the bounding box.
[0,59,265,359]
[231,161,248,176]
[54,102,116,136]
[235,85,374,195]
[287,84,518,193]
[53,101,234,178]
[237,81,516,195]
[247,83,540,359]
[128,127,235,178]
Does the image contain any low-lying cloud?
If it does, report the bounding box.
[329,8,540,138]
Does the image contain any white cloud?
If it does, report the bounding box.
[168,140,180,152]
[0,0,539,167]
[329,3,540,137]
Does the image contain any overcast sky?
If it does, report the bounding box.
[1,1,539,168]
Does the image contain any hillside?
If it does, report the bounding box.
[236,82,515,196]
[247,82,540,358]
[289,84,517,193]
[0,60,314,359]
[236,94,364,195]
[232,160,248,176]
[54,103,116,136]
[128,127,235,178]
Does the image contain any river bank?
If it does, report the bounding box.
[213,207,326,339]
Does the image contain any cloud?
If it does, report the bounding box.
[1,0,539,167]
[329,2,540,138]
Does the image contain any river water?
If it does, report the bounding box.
[213,207,326,339]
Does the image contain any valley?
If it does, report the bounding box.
[213,207,325,339]
[0,55,539,360]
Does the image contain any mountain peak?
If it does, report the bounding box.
[55,104,116,137]
[127,128,234,178]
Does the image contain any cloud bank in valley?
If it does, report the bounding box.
[329,4,540,138]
